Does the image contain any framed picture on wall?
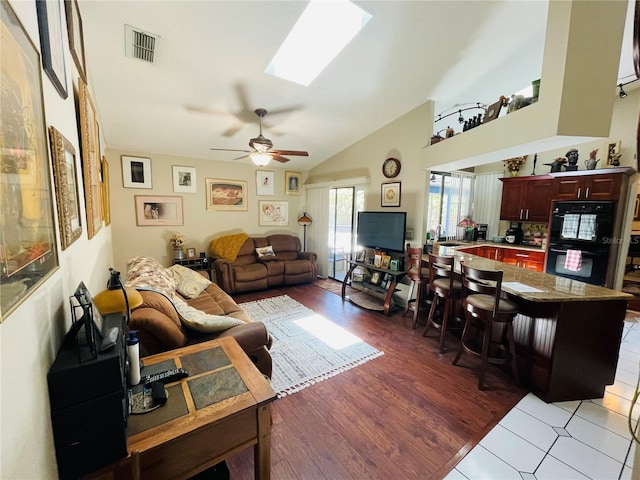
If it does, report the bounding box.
[78,77,103,238]
[36,0,68,98]
[259,201,288,226]
[285,171,301,195]
[49,126,82,250]
[381,182,401,207]
[256,170,275,196]
[64,0,86,83]
[205,178,248,211]
[134,195,184,226]
[122,155,152,189]
[0,0,59,319]
[172,165,196,193]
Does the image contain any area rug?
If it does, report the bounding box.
[239,295,383,397]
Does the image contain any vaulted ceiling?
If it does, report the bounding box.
[80,1,636,171]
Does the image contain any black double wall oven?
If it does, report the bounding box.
[545,201,615,286]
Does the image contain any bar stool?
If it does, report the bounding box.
[453,263,519,390]
[402,245,429,328]
[423,254,462,354]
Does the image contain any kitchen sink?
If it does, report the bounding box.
[437,241,463,247]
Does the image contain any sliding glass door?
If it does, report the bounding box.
[328,187,357,281]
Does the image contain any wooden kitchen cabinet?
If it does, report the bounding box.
[551,168,630,201]
[502,249,545,272]
[478,245,503,261]
[500,176,554,222]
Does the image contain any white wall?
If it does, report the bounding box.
[1,1,114,478]
[107,149,307,274]
[308,102,434,248]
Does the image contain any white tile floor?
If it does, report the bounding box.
[445,315,640,480]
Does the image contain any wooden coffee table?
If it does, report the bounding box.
[89,337,276,479]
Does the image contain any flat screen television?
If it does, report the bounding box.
[356,211,407,253]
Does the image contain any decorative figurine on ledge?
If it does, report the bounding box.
[565,148,579,171]
[544,157,567,173]
[585,148,600,170]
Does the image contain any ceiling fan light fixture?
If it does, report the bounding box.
[250,152,271,166]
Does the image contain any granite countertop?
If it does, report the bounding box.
[423,250,632,303]
[433,240,544,253]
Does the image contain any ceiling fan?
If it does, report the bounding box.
[210,108,309,165]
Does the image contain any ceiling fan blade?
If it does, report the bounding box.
[265,105,303,116]
[209,148,252,153]
[270,149,309,157]
[271,155,290,163]
[234,154,250,161]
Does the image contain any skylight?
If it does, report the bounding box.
[265,0,372,86]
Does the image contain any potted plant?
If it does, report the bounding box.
[503,156,527,176]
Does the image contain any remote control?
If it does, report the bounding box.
[141,368,189,385]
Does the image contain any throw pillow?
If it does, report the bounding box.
[126,256,176,298]
[255,245,275,258]
[210,233,249,262]
[167,264,211,299]
[173,297,244,333]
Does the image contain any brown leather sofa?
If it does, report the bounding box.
[129,278,273,378]
[212,234,317,294]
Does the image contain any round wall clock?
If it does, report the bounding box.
[382,157,401,178]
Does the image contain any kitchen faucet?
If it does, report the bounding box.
[435,225,443,241]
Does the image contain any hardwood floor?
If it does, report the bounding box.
[227,281,527,479]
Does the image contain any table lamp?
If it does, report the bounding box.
[94,268,143,323]
[297,212,313,251]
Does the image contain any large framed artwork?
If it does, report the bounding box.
[0,1,59,320]
[134,195,184,226]
[206,178,248,211]
[78,77,103,239]
[64,0,86,82]
[259,201,288,226]
[49,126,82,250]
[36,0,68,98]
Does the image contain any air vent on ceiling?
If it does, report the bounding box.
[124,25,160,63]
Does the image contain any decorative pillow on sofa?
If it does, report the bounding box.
[167,264,211,299]
[210,233,249,262]
[256,246,276,258]
[173,296,244,333]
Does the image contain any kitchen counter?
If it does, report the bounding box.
[422,249,631,402]
[432,240,544,254]
[429,250,632,303]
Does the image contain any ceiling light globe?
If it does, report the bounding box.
[250,153,271,166]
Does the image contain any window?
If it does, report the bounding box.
[426,171,474,239]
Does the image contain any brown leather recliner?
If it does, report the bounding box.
[212,234,317,294]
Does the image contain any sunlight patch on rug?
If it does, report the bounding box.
[240,295,383,397]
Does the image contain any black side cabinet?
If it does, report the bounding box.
[47,313,128,479]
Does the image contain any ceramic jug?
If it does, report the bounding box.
[584,158,600,170]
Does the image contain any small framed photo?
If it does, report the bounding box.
[186,247,196,259]
[381,255,391,269]
[173,165,196,193]
[206,178,248,211]
[483,99,503,123]
[353,272,364,283]
[355,250,365,262]
[122,155,152,188]
[135,195,184,226]
[389,259,400,271]
[374,254,382,268]
[256,170,275,196]
[285,171,302,195]
[605,140,621,166]
[259,201,288,226]
[381,182,401,207]
[370,272,381,285]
